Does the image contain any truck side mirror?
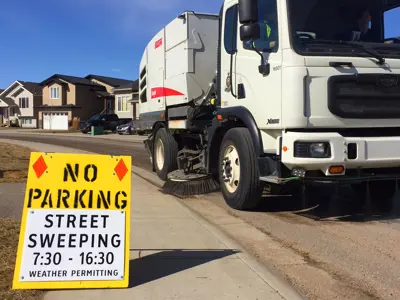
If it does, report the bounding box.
[240,23,260,42]
[238,0,259,24]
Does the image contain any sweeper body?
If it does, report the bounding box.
[137,0,400,211]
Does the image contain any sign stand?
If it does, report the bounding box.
[12,152,131,290]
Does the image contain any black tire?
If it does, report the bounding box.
[218,127,262,210]
[351,180,396,213]
[153,128,178,181]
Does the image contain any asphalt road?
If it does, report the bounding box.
[2,131,400,300]
[0,132,153,171]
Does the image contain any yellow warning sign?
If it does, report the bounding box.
[12,152,132,290]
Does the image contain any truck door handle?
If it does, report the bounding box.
[329,61,354,68]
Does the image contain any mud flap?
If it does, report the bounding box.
[143,136,155,171]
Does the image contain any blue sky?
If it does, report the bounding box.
[0,1,399,88]
[0,0,220,88]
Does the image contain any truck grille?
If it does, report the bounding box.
[328,74,400,119]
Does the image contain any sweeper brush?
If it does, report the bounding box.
[162,170,220,198]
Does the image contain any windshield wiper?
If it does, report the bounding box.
[301,39,386,65]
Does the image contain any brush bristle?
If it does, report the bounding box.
[162,177,220,198]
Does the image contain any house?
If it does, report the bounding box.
[84,74,137,116]
[39,74,107,130]
[0,81,42,128]
[112,81,139,119]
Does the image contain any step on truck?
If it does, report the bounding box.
[137,0,400,210]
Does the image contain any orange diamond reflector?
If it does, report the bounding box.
[32,155,47,179]
[114,159,128,181]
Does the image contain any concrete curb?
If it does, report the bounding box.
[0,138,305,300]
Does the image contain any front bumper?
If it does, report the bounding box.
[117,126,130,133]
[281,131,400,176]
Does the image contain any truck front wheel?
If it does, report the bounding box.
[219,127,262,210]
[153,128,178,181]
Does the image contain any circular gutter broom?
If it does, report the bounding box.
[161,169,220,198]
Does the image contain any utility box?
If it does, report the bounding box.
[91,126,104,136]
[139,11,219,111]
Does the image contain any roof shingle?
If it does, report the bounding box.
[19,81,42,95]
[0,97,17,107]
[85,74,135,88]
[113,80,139,91]
[41,74,102,87]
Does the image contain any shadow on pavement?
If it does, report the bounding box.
[256,184,400,222]
[128,249,239,288]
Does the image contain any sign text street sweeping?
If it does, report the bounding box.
[12,152,131,290]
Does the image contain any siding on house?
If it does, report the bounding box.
[0,81,42,128]
[42,82,76,106]
[74,85,104,120]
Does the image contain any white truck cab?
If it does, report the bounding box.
[139,0,400,211]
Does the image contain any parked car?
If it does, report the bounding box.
[116,120,135,135]
[80,113,131,134]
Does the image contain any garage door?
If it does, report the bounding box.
[43,112,68,130]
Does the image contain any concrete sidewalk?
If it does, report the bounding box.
[2,139,304,300]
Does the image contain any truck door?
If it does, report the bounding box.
[220,3,239,108]
[220,0,282,133]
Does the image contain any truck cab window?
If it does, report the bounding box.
[243,0,279,52]
[224,5,238,54]
[287,0,400,59]
[384,6,400,40]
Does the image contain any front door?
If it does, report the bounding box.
[106,99,112,112]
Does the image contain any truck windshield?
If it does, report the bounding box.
[287,0,400,59]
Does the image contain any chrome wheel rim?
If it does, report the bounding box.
[221,144,240,193]
[155,138,164,170]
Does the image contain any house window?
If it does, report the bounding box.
[22,119,32,125]
[117,96,129,112]
[19,97,29,108]
[50,87,60,99]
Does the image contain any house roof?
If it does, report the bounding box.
[85,74,135,88]
[0,81,42,98]
[41,74,101,87]
[96,91,112,97]
[0,97,17,107]
[113,80,139,92]
[19,81,42,96]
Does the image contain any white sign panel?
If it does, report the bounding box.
[19,209,126,282]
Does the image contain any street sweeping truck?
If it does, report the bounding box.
[137,0,400,211]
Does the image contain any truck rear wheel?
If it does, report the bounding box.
[219,127,262,210]
[154,128,178,181]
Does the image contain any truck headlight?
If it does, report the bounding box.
[294,142,331,158]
